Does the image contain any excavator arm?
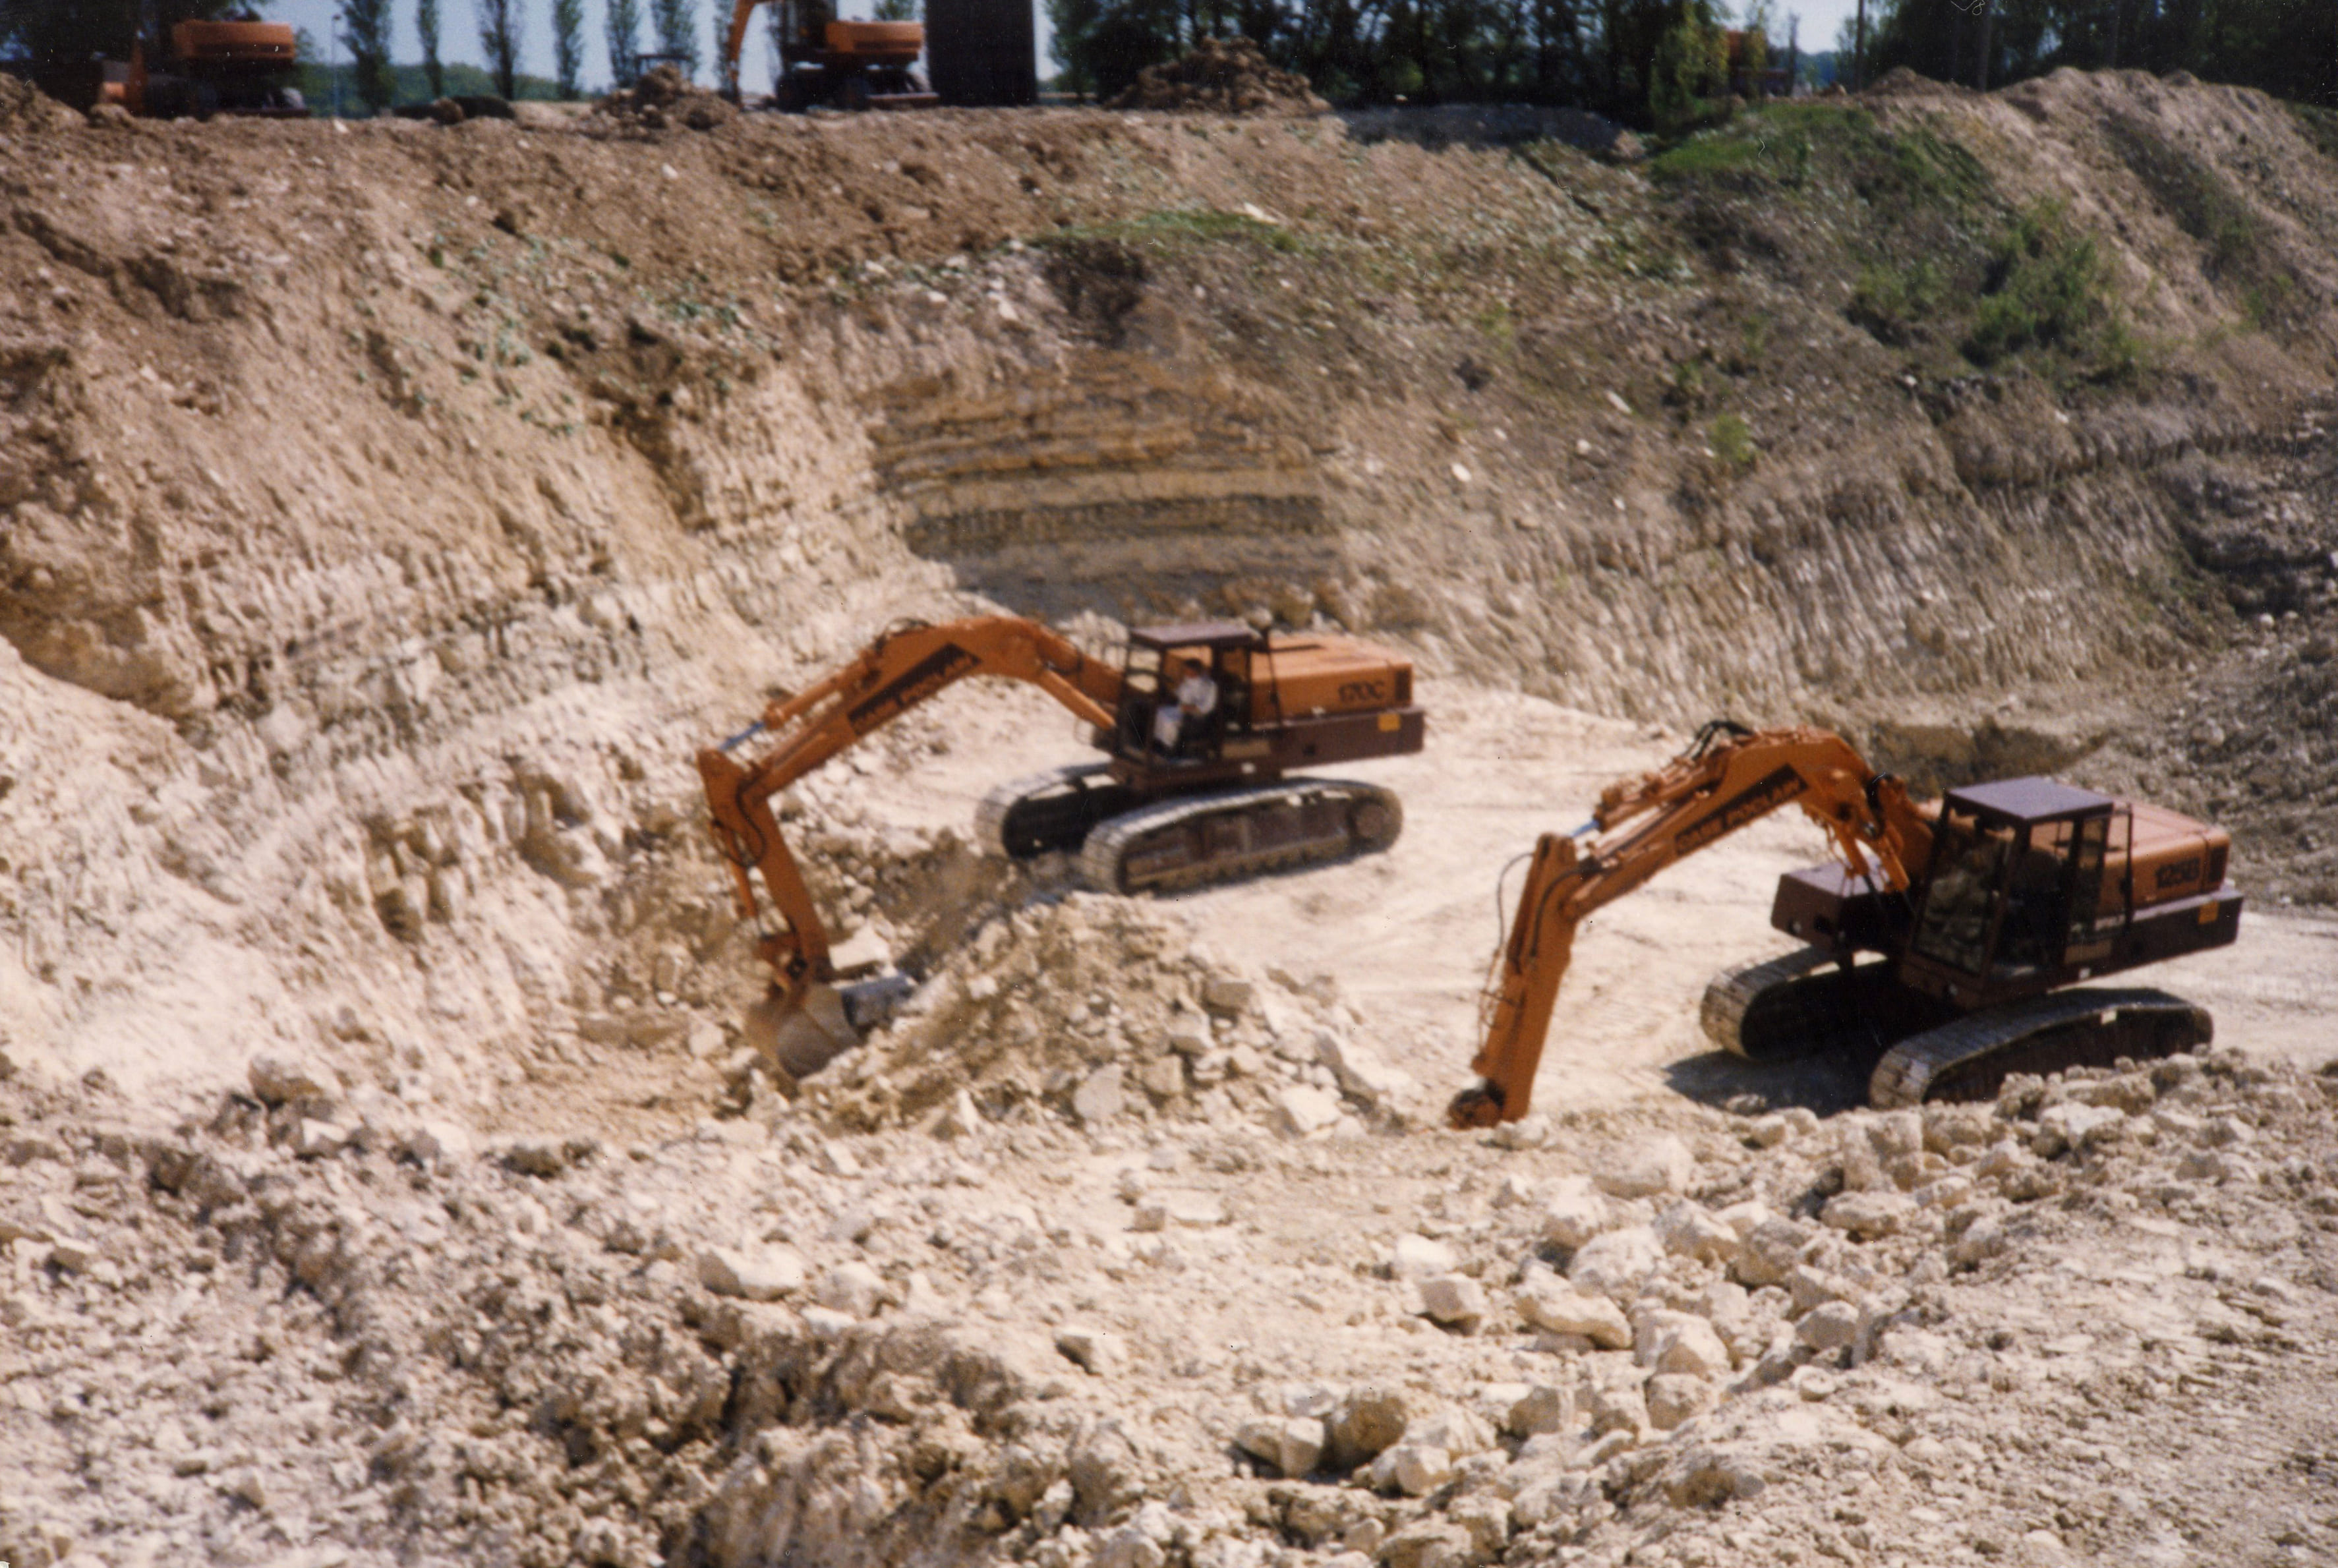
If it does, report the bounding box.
[698,616,1124,1010]
[1448,722,1933,1127]
[719,0,761,99]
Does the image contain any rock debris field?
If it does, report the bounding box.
[12,1023,2338,1568]
[4,52,2338,1568]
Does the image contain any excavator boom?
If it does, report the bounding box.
[1450,724,1931,1127]
[699,616,1122,1005]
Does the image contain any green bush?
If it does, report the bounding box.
[1849,258,1946,346]
[1649,16,1731,139]
[2291,103,2338,164]
[1710,413,1757,469]
[1963,202,2112,366]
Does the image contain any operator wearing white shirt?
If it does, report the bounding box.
[1152,658,1220,755]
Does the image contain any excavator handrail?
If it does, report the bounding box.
[1449,723,1935,1128]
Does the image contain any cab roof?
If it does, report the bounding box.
[1129,621,1266,651]
[1943,777,2113,824]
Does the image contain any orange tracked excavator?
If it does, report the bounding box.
[700,615,1424,1074]
[1449,721,2242,1126]
[720,0,935,108]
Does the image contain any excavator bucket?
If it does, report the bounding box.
[742,974,915,1083]
[744,983,854,1082]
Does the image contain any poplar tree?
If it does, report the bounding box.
[476,0,522,98]
[417,0,444,97]
[554,0,587,94]
[608,0,645,87]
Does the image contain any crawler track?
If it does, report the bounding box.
[1076,778,1403,894]
[974,763,1136,859]
[1705,954,2207,1107]
[1869,987,2211,1107]
[1702,948,1958,1065]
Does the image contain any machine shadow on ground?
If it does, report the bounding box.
[1662,1045,1891,1118]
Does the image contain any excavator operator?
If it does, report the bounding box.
[1152,657,1220,757]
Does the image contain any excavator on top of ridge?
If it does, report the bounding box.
[1449,722,2243,1127]
[719,0,935,109]
[699,614,1425,1076]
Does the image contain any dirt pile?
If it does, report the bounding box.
[592,62,739,131]
[0,74,78,134]
[804,893,1415,1136]
[1110,37,1330,115]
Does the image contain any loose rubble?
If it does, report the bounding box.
[3,55,2335,1568]
[1109,37,1330,116]
[8,1043,2338,1567]
[591,62,740,131]
[798,894,1418,1140]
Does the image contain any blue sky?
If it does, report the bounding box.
[268,0,1867,100]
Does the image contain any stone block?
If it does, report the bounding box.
[697,1244,806,1302]
[1821,1190,1914,1239]
[1236,1415,1324,1478]
[1594,1136,1692,1198]
[1635,1310,1732,1378]
[1645,1374,1716,1430]
[1370,1441,1453,1497]
[1277,1084,1342,1136]
[1326,1384,1411,1472]
[1072,1064,1126,1126]
[1056,1325,1128,1376]
[1515,1279,1631,1349]
[1538,1178,1610,1250]
[1418,1273,1488,1331]
[1391,1233,1455,1280]
[817,1261,887,1320]
[1566,1225,1662,1304]
[248,1054,332,1107]
[1796,1300,1859,1352]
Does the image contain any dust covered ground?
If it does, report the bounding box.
[3,59,2338,1568]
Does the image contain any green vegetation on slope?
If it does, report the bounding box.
[1655,100,2139,388]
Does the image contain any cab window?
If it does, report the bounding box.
[1908,805,2012,974]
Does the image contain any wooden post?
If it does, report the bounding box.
[1977,0,1994,90]
[1853,0,1865,89]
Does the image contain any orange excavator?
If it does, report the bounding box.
[720,0,935,109]
[45,15,308,119]
[1449,721,2242,1126]
[701,615,1424,1074]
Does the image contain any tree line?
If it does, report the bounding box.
[318,0,724,107]
[1048,0,2335,120]
[7,0,2328,120]
[1861,0,2333,109]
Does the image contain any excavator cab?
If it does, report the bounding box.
[1111,623,1262,764]
[744,0,934,108]
[1903,782,2109,985]
[1896,776,2237,1012]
